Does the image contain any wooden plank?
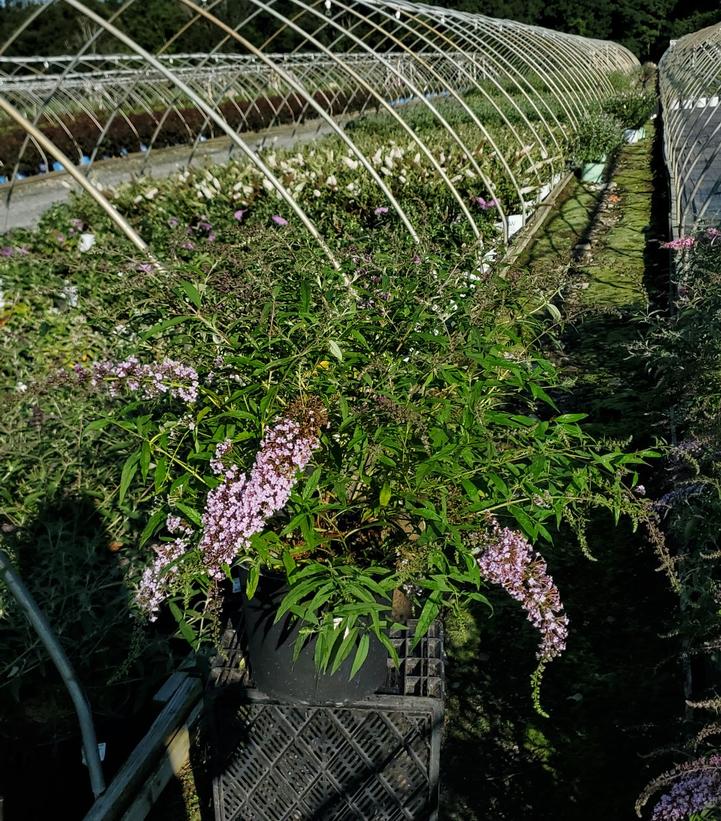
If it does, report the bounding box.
[501,172,575,271]
[152,671,187,704]
[120,700,203,821]
[83,676,202,821]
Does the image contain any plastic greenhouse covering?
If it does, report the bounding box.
[660,25,721,236]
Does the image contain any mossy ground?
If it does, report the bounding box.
[441,126,680,820]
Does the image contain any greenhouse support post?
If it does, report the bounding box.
[0,549,106,799]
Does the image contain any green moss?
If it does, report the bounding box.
[521,184,598,267]
[583,142,653,311]
[442,125,676,819]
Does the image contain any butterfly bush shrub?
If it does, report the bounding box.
[635,227,721,818]
[78,240,658,697]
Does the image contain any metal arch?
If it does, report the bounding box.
[422,10,568,186]
[317,0,555,206]
[455,15,584,131]
[508,26,597,120]
[173,0,422,243]
[240,0,484,240]
[0,0,640,251]
[1,0,142,200]
[664,36,721,178]
[659,25,721,234]
[421,12,564,154]
[128,3,496,236]
[669,39,718,186]
[306,0,525,228]
[359,1,548,215]
[0,96,148,252]
[366,3,558,166]
[55,0,340,266]
[254,0,498,234]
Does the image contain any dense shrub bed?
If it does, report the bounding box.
[0,75,659,815]
[635,232,721,820]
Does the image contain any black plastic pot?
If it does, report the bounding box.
[238,570,389,703]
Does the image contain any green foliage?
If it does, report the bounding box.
[567,110,624,166]
[635,230,721,816]
[602,90,657,129]
[0,88,657,695]
[0,0,714,62]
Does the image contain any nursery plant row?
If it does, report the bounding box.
[0,72,665,819]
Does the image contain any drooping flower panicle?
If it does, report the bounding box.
[135,401,326,616]
[661,236,696,250]
[474,518,568,664]
[199,402,325,579]
[136,515,194,620]
[637,756,721,821]
[74,357,199,403]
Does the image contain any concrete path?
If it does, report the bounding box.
[0,115,352,233]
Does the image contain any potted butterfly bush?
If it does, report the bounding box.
[77,242,657,708]
[570,110,624,184]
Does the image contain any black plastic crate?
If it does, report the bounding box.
[384,622,444,699]
[207,619,445,821]
[210,688,442,821]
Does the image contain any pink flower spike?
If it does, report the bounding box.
[374,206,390,216]
[474,518,568,664]
[474,196,498,211]
[661,235,696,250]
[233,209,247,222]
[198,409,323,578]
[271,215,288,226]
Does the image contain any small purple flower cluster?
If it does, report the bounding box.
[74,357,199,403]
[651,758,721,820]
[654,483,707,510]
[0,246,29,257]
[271,214,288,227]
[134,402,325,618]
[474,196,499,210]
[475,519,568,663]
[661,236,696,250]
[209,438,234,475]
[199,405,324,578]
[137,515,193,619]
[374,206,390,216]
[190,219,216,243]
[136,262,157,274]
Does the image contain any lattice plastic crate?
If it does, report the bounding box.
[207,619,444,821]
[383,621,444,699]
[210,688,442,821]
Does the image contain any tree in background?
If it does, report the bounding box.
[0,0,718,62]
